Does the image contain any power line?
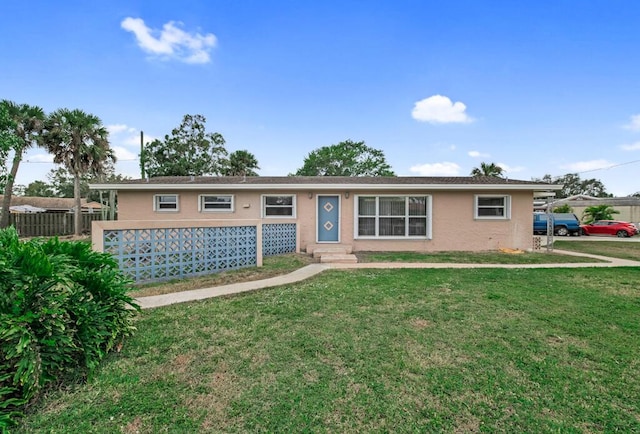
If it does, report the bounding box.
[23,158,140,163]
[573,158,640,175]
[545,158,640,180]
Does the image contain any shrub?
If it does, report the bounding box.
[552,203,573,213]
[0,227,139,428]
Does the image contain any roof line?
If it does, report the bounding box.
[90,182,562,191]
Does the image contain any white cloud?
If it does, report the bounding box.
[121,17,217,64]
[620,142,640,151]
[623,114,640,131]
[107,124,135,135]
[411,95,474,124]
[409,162,461,176]
[497,162,525,173]
[107,124,158,147]
[112,146,138,161]
[560,159,614,172]
[468,150,490,158]
[26,153,54,163]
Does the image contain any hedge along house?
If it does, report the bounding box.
[90,176,560,283]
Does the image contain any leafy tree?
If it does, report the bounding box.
[24,180,55,197]
[551,203,573,213]
[0,101,46,228]
[221,150,260,176]
[43,109,115,236]
[470,162,504,177]
[142,114,227,177]
[535,173,610,198]
[581,204,619,223]
[44,164,126,214]
[10,184,25,197]
[46,166,89,198]
[292,140,395,176]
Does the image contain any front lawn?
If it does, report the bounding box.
[17,267,640,432]
[130,253,316,297]
[355,250,604,264]
[553,240,640,261]
[134,249,606,298]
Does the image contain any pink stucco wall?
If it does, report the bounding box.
[113,189,535,252]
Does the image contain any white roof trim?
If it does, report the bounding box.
[90,182,562,192]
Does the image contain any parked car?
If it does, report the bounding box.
[580,220,639,237]
[533,213,582,236]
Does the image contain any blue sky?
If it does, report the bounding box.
[3,1,640,196]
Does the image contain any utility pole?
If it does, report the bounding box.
[140,131,146,179]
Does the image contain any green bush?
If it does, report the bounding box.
[0,228,139,428]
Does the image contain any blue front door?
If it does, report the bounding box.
[317,195,339,242]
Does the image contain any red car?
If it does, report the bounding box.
[580,220,639,238]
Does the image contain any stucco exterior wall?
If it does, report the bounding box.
[115,188,535,253]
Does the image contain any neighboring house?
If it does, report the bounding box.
[543,194,640,226]
[0,196,103,213]
[91,176,559,254]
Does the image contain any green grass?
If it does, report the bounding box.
[133,249,607,298]
[17,267,640,433]
[130,253,316,297]
[356,250,604,264]
[553,240,640,261]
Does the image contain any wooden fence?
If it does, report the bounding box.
[9,213,104,237]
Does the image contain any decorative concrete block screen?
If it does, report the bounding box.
[262,223,297,256]
[103,226,258,283]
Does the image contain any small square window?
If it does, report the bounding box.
[263,195,295,218]
[475,195,510,219]
[154,194,179,212]
[200,195,234,212]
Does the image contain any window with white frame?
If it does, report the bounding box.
[356,195,430,238]
[263,195,295,217]
[154,194,179,211]
[199,195,234,212]
[475,195,510,219]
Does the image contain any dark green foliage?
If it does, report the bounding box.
[22,179,55,197]
[0,228,139,428]
[552,203,573,213]
[470,161,504,177]
[535,173,611,198]
[581,204,620,223]
[142,114,228,177]
[221,149,260,176]
[292,140,395,176]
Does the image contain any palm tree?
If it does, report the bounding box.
[221,150,260,176]
[0,100,46,228]
[470,162,504,178]
[581,205,619,224]
[43,109,115,236]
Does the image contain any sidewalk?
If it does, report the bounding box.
[135,249,640,309]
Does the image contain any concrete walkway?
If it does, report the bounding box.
[136,249,640,309]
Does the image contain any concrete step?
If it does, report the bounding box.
[319,253,358,264]
[309,245,353,257]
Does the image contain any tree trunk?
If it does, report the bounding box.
[74,173,82,236]
[0,147,24,228]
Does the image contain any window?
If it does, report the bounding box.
[154,194,179,211]
[475,195,510,219]
[263,195,296,218]
[199,195,234,212]
[356,195,430,238]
